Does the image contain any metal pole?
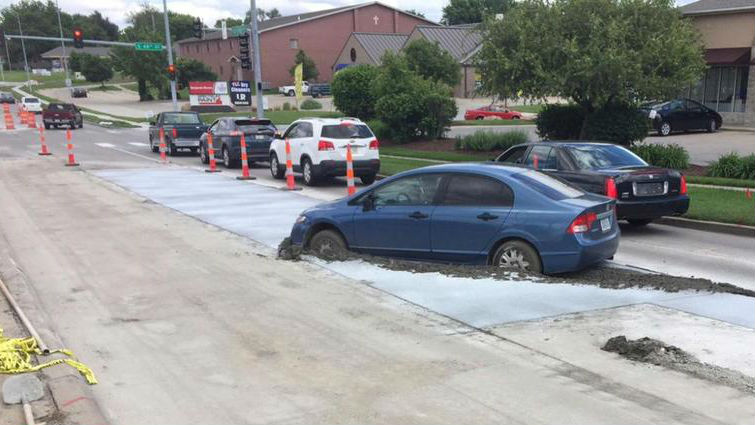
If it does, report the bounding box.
[54,0,71,87]
[249,0,264,118]
[16,15,31,90]
[162,0,178,111]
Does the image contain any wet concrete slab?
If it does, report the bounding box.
[94,167,755,329]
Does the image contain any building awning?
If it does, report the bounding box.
[704,48,751,65]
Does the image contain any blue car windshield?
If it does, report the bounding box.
[512,170,585,200]
[568,145,647,170]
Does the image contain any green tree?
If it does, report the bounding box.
[266,8,281,19]
[477,0,705,138]
[403,39,460,88]
[124,6,197,42]
[289,50,319,81]
[441,0,513,25]
[332,64,379,119]
[214,18,242,28]
[111,27,167,100]
[175,57,217,88]
[79,54,113,87]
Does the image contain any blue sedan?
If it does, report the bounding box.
[289,163,620,274]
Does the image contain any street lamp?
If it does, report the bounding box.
[15,14,31,90]
[162,0,178,111]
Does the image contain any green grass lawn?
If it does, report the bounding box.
[379,156,439,176]
[200,110,342,125]
[687,176,755,188]
[380,146,489,162]
[451,119,535,126]
[685,186,754,226]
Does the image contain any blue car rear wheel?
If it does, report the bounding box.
[492,240,542,274]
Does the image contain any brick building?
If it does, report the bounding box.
[681,0,755,126]
[176,1,436,88]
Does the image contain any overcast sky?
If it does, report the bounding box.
[0,0,699,28]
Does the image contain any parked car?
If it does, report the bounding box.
[278,81,310,97]
[464,105,523,121]
[21,97,43,113]
[71,87,88,98]
[199,117,277,167]
[308,83,331,98]
[0,92,16,104]
[148,112,208,155]
[640,99,722,136]
[289,163,619,274]
[42,103,83,129]
[495,142,689,225]
[269,117,380,186]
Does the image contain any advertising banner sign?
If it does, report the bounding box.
[229,80,251,106]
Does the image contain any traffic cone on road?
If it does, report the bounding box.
[346,144,356,196]
[3,108,14,130]
[64,129,79,166]
[27,111,37,129]
[280,138,302,191]
[204,132,220,173]
[158,128,168,163]
[38,127,51,156]
[236,133,256,181]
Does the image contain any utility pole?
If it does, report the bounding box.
[4,38,11,71]
[16,15,31,90]
[54,0,71,87]
[162,0,178,111]
[249,0,264,118]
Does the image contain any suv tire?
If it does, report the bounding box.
[222,145,238,168]
[288,89,295,97]
[270,152,285,179]
[360,174,377,185]
[302,158,317,186]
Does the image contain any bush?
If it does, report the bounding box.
[583,104,649,146]
[455,130,529,151]
[536,104,584,140]
[300,99,322,110]
[282,102,291,111]
[630,143,689,170]
[708,153,755,180]
[366,119,392,141]
[331,65,379,119]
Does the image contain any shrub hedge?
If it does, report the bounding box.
[455,130,529,152]
[536,103,648,146]
[708,153,755,180]
[300,99,322,110]
[630,143,689,170]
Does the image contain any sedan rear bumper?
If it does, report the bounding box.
[541,231,620,274]
[617,195,690,220]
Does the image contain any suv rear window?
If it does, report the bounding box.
[48,104,73,111]
[23,98,39,103]
[321,124,373,139]
[235,119,276,134]
[512,170,585,200]
[163,113,201,124]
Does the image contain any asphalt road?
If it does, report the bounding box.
[3,123,752,289]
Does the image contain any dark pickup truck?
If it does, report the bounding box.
[308,83,331,98]
[149,112,208,155]
[43,103,83,130]
[199,117,277,168]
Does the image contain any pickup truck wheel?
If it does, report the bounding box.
[78,121,83,129]
[270,153,285,179]
[360,174,376,185]
[288,89,295,97]
[189,147,198,155]
[69,121,76,130]
[149,136,159,153]
[44,123,50,130]
[166,141,175,156]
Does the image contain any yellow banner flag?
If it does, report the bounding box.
[294,63,303,100]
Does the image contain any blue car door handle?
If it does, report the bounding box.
[477,212,498,221]
[409,211,429,219]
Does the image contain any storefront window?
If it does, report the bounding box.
[703,67,720,110]
[687,66,749,113]
[718,67,736,112]
[735,67,749,113]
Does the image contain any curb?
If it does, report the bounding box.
[687,183,752,192]
[0,239,109,425]
[657,216,755,238]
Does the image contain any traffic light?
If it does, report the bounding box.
[167,64,176,80]
[238,33,250,70]
[72,28,84,48]
[193,18,203,39]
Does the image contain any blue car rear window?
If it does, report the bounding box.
[511,170,585,200]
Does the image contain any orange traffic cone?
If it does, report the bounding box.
[346,144,356,196]
[64,129,79,166]
[236,132,256,181]
[38,127,51,156]
[158,128,168,163]
[3,111,14,130]
[204,132,220,173]
[280,138,301,191]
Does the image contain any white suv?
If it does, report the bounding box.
[269,118,380,186]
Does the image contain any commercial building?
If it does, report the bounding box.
[681,0,755,126]
[176,2,435,88]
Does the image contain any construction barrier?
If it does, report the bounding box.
[38,127,51,156]
[64,129,79,167]
[0,327,97,385]
[158,128,167,163]
[27,110,36,129]
[236,132,255,180]
[346,144,356,196]
[281,138,301,191]
[3,105,14,130]
[204,132,220,173]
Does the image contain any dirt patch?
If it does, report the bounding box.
[603,336,755,394]
[278,243,755,298]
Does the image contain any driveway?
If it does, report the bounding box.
[646,129,755,165]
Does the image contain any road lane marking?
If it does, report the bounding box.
[95,143,163,163]
[129,142,149,147]
[95,143,116,148]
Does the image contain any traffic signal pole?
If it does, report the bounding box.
[249,0,265,118]
[54,0,71,87]
[15,15,31,90]
[162,0,178,112]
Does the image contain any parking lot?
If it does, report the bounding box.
[1,116,754,424]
